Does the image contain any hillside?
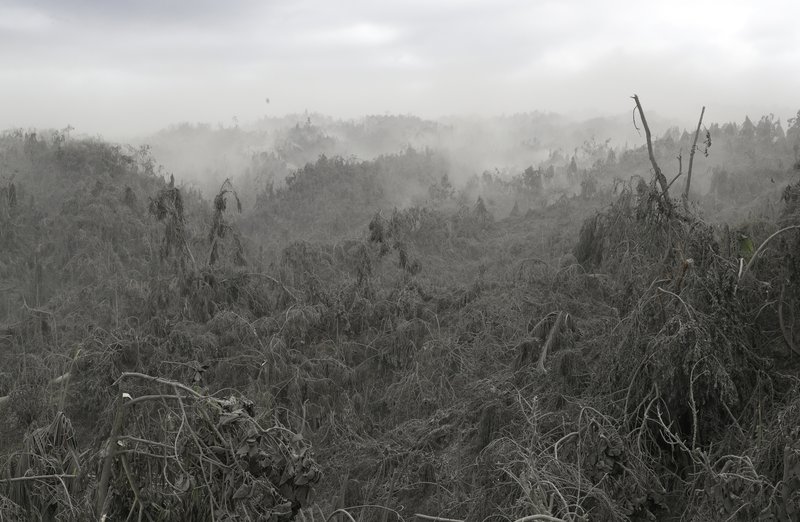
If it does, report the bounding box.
[0,108,800,521]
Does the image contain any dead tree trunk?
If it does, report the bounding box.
[632,95,672,213]
[683,106,706,208]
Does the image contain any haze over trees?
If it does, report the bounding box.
[1,94,800,521]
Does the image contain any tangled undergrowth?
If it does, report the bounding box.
[1,129,800,521]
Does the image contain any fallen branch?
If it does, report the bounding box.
[415,515,464,522]
[513,515,567,522]
[114,372,202,398]
[0,474,77,483]
[126,393,203,408]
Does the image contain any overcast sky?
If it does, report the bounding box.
[1,0,798,138]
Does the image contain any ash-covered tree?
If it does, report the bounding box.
[568,156,578,177]
[522,166,542,193]
[475,195,493,223]
[149,180,193,267]
[209,178,245,266]
[788,110,800,168]
[740,115,756,140]
[429,172,455,204]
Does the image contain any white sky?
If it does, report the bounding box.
[1,0,798,138]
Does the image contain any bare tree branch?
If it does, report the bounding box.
[537,311,567,373]
[0,474,77,483]
[743,225,800,276]
[514,516,567,522]
[114,372,202,398]
[415,515,464,522]
[632,95,672,211]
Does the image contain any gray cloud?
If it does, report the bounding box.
[1,0,798,138]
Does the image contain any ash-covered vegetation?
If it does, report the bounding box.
[1,101,800,521]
